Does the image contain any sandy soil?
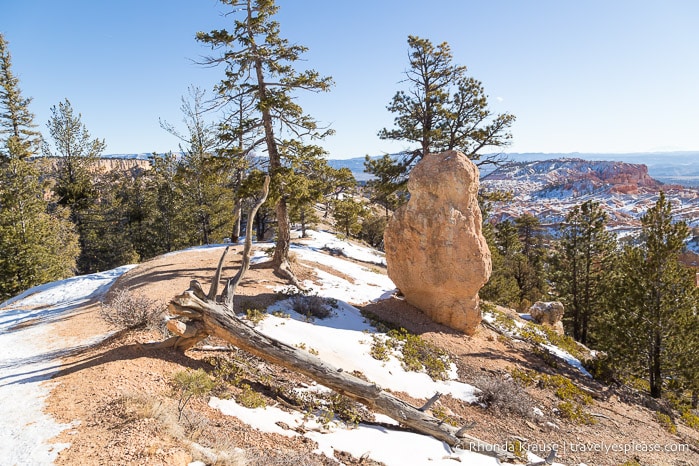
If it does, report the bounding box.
[44,244,699,466]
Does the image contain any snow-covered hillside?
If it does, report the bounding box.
[481,158,699,236]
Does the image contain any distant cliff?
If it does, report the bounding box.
[481,158,699,233]
[33,154,153,175]
[482,158,662,196]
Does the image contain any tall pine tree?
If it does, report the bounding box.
[553,200,616,345]
[603,192,699,398]
[367,35,515,202]
[197,0,333,284]
[0,34,78,299]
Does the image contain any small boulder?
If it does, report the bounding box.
[529,301,565,335]
[383,150,491,335]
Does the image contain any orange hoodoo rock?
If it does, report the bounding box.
[383,150,492,335]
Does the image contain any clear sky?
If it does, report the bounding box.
[3,0,699,159]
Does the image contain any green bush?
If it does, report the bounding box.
[172,369,215,421]
[237,383,267,409]
[245,308,267,326]
[681,410,699,431]
[656,412,677,434]
[388,328,450,381]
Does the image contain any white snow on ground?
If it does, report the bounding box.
[0,230,581,465]
[543,344,592,378]
[209,397,501,466]
[0,265,135,464]
[483,310,592,378]
[298,229,387,265]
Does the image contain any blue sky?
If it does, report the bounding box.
[3,0,699,159]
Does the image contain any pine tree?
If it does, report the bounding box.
[279,141,328,238]
[480,219,520,307]
[514,214,547,309]
[0,34,41,161]
[332,197,366,238]
[0,34,78,299]
[603,192,698,398]
[367,35,515,200]
[553,200,616,344]
[43,98,105,213]
[42,98,110,273]
[148,152,189,254]
[364,154,407,217]
[163,87,237,245]
[197,0,333,283]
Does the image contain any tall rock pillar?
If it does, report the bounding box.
[383,150,491,335]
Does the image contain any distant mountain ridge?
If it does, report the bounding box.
[91,150,699,186]
[482,158,663,196]
[480,158,699,241]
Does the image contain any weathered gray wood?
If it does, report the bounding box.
[163,287,515,461]
[223,174,270,308]
[207,245,230,301]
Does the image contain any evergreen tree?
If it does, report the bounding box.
[332,197,366,238]
[603,192,699,398]
[197,0,333,283]
[148,152,189,254]
[0,34,78,298]
[480,219,520,307]
[552,201,616,344]
[514,214,547,309]
[367,35,514,200]
[359,210,387,250]
[76,171,139,273]
[114,167,160,261]
[364,154,407,217]
[0,34,41,160]
[163,87,237,245]
[43,98,105,214]
[0,157,80,300]
[43,98,109,273]
[279,141,328,238]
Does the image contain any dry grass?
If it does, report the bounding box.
[474,374,537,419]
[99,288,164,330]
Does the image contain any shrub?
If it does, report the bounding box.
[237,383,267,409]
[475,375,536,419]
[557,401,596,425]
[510,368,595,425]
[245,308,267,326]
[291,294,334,320]
[327,393,364,426]
[656,412,677,434]
[100,288,163,329]
[388,328,451,380]
[171,369,215,421]
[369,334,391,361]
[681,410,699,431]
[510,368,538,387]
[432,405,460,427]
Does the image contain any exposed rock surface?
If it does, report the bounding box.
[384,150,491,335]
[529,301,565,335]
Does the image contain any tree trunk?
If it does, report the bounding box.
[156,282,514,462]
[231,199,242,243]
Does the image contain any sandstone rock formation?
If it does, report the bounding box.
[383,150,491,335]
[529,301,565,335]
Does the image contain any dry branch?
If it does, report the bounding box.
[152,281,515,461]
